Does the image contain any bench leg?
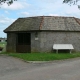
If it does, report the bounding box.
[56,50,58,54]
[70,50,72,54]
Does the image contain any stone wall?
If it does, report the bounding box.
[7,33,16,52]
[31,32,41,52]
[39,31,80,52]
[6,31,80,53]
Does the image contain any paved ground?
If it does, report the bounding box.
[0,55,80,80]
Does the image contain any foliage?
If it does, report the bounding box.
[0,0,80,8]
[63,0,80,8]
[63,0,79,4]
[0,0,17,5]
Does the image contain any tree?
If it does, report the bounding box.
[0,0,17,5]
[0,0,80,8]
[63,0,80,8]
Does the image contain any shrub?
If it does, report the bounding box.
[0,47,3,51]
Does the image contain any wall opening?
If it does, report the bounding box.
[16,33,31,53]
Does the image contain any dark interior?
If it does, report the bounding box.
[16,33,31,53]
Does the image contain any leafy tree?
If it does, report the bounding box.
[0,0,17,5]
[0,0,80,8]
[63,0,80,8]
[63,0,79,4]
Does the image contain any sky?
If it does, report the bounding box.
[0,0,80,37]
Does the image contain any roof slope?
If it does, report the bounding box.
[41,16,80,31]
[4,16,80,32]
[4,17,42,32]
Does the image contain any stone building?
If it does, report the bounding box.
[4,16,80,53]
[0,38,7,42]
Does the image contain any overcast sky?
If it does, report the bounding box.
[0,0,80,37]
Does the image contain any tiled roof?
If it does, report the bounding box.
[4,16,80,32]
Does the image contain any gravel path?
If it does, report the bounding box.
[0,55,80,80]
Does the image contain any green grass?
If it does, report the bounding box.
[1,52,80,61]
[0,42,6,47]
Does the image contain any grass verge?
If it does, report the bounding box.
[0,42,6,47]
[1,52,80,61]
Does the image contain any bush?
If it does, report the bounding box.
[0,47,3,51]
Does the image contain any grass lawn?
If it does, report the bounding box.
[0,42,6,47]
[1,52,80,61]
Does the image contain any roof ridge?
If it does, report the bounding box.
[74,17,80,25]
[39,16,44,30]
[19,16,75,19]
